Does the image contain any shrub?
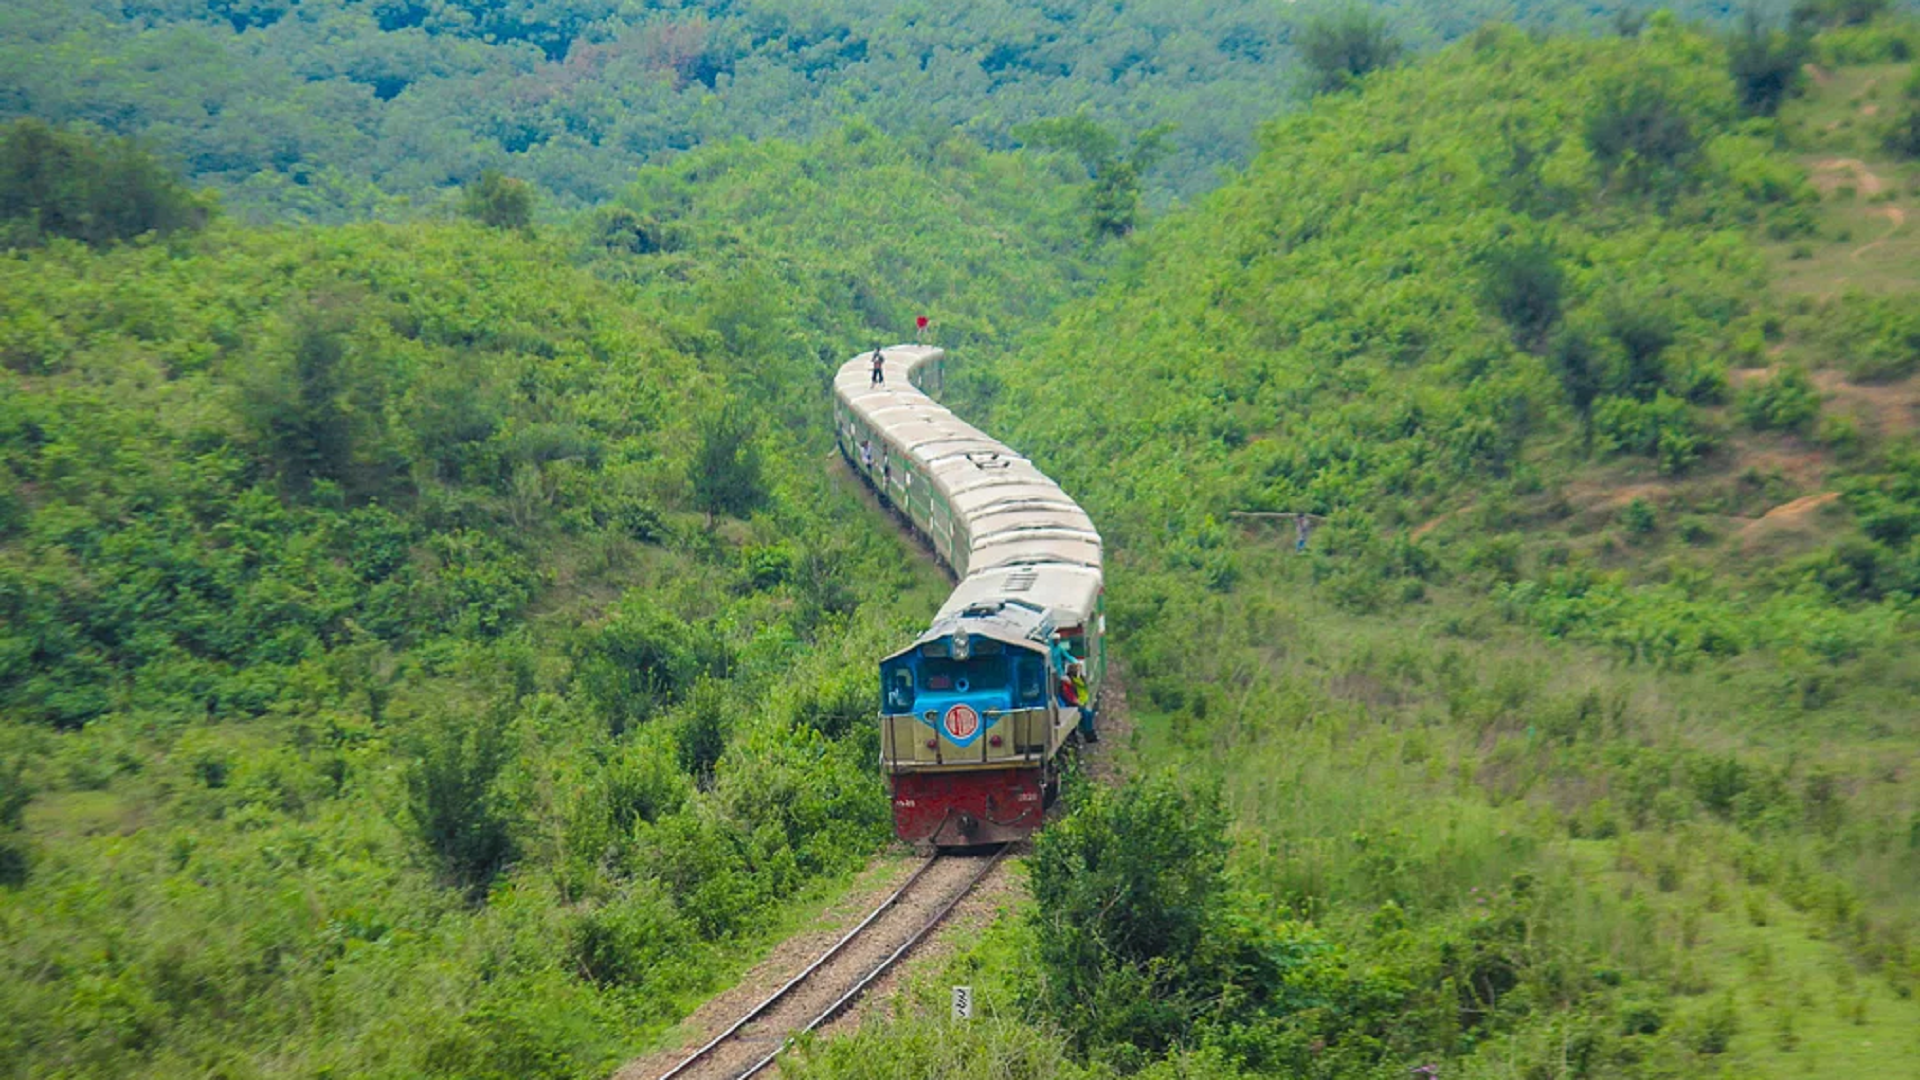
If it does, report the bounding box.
[1737,366,1822,433]
[574,597,705,734]
[1592,393,1710,473]
[1480,239,1564,353]
[461,170,535,230]
[1620,497,1658,535]
[404,703,518,896]
[1031,773,1238,1054]
[690,401,765,523]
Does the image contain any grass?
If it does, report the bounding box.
[1111,539,1920,1076]
[1765,61,1920,297]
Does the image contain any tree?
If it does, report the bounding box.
[1586,80,1699,195]
[240,299,393,497]
[1551,328,1605,443]
[1480,239,1564,354]
[1886,70,1920,159]
[460,169,534,230]
[1031,772,1234,1053]
[689,400,764,523]
[1728,12,1810,117]
[0,120,204,247]
[1014,114,1175,238]
[1297,7,1404,95]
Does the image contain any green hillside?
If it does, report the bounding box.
[5,7,1920,1080]
[791,15,1920,1080]
[0,117,1101,1076]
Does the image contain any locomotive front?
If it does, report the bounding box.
[879,600,1064,847]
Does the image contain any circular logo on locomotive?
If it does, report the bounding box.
[943,703,980,741]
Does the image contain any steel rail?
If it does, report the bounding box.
[653,853,945,1080]
[735,843,1010,1079]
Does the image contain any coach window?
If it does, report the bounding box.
[1015,656,1046,707]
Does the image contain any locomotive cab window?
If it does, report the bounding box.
[883,664,915,712]
[1015,657,1046,707]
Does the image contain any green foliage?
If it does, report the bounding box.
[0,754,29,885]
[1586,76,1704,196]
[690,401,765,522]
[406,700,518,896]
[1298,7,1406,95]
[0,119,204,247]
[1736,365,1822,433]
[0,203,934,1076]
[1886,68,1920,158]
[1479,237,1563,353]
[461,170,535,230]
[1790,0,1892,32]
[1031,772,1397,1068]
[1728,13,1811,117]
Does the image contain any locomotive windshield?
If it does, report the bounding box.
[917,657,1008,692]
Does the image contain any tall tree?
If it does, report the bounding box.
[1297,7,1405,95]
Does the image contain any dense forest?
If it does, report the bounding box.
[4,1,1920,1080]
[0,0,1794,221]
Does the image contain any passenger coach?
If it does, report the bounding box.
[833,347,1104,847]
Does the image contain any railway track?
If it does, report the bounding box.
[652,845,1008,1080]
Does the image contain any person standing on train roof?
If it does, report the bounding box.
[915,315,929,343]
[869,344,886,385]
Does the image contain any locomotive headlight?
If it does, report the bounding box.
[951,631,970,660]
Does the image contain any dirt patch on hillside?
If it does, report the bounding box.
[1812,370,1920,436]
[1566,479,1672,514]
[1411,508,1461,541]
[1809,158,1886,197]
[1739,491,1840,547]
[1851,205,1908,262]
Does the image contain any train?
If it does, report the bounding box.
[832,345,1104,848]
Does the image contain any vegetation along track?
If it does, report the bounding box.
[649,847,1008,1080]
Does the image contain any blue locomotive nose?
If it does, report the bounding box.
[881,634,1018,748]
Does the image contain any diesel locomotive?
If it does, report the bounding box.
[832,346,1104,847]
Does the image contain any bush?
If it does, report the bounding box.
[690,401,765,523]
[574,597,706,734]
[1886,98,1920,160]
[404,703,518,896]
[1737,366,1822,433]
[1031,773,1234,1053]
[1592,393,1711,473]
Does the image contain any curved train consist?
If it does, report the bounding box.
[832,346,1104,847]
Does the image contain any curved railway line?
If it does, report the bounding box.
[650,846,1009,1080]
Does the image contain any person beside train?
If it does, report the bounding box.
[1049,637,1097,742]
